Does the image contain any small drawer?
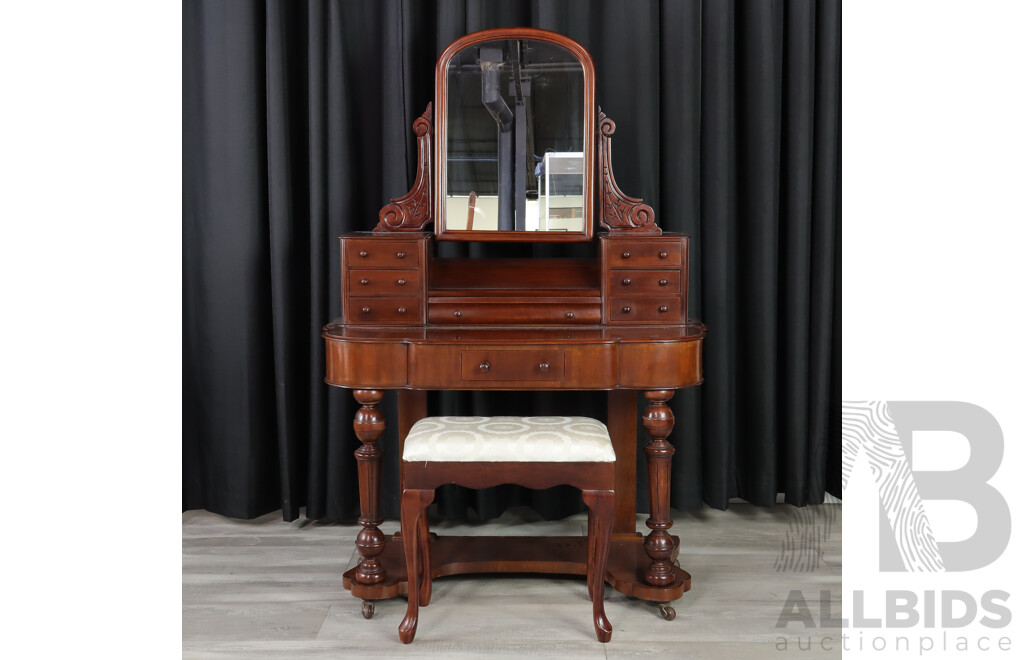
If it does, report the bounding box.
[345,240,420,268]
[610,270,680,294]
[608,297,683,323]
[461,349,564,381]
[348,297,421,325]
[607,242,682,268]
[429,301,601,325]
[349,269,421,296]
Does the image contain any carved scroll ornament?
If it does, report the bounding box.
[597,109,660,234]
[375,103,434,232]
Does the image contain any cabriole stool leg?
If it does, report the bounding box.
[583,489,614,643]
[399,489,435,644]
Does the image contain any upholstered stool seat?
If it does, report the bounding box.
[404,416,617,462]
[399,416,616,643]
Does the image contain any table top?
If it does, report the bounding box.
[322,320,706,345]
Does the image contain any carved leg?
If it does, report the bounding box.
[397,391,431,606]
[399,489,435,644]
[642,390,676,587]
[586,505,596,601]
[353,390,386,586]
[582,489,614,643]
[418,509,432,606]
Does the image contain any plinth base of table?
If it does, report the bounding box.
[343,534,691,603]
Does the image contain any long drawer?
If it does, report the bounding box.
[408,343,617,389]
[461,349,564,381]
[428,300,601,325]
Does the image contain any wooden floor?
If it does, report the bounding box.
[183,503,841,658]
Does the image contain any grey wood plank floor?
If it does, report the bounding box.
[183,503,841,658]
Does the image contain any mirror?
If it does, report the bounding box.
[436,29,595,241]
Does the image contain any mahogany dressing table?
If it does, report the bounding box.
[322,28,704,621]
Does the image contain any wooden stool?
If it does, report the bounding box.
[398,416,616,643]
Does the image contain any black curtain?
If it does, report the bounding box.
[183,0,842,522]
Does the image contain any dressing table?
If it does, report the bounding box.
[322,28,704,621]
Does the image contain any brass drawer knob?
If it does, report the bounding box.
[621,306,631,313]
[358,250,368,257]
[538,361,550,372]
[565,311,575,319]
[360,278,369,285]
[659,279,668,286]
[621,278,631,286]
[659,305,669,313]
[659,251,668,259]
[396,251,406,259]
[361,306,371,313]
[396,278,407,286]
[621,251,631,259]
[453,310,463,318]
[396,307,407,314]
[479,361,490,372]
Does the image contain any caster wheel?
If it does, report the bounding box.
[659,604,676,621]
[361,600,375,619]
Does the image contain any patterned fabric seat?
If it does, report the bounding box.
[403,416,616,462]
[398,415,616,644]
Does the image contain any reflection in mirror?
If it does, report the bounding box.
[445,38,584,232]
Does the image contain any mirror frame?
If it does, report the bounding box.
[434,28,596,242]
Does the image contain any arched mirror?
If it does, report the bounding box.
[435,29,595,241]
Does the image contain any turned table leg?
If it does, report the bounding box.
[641,390,676,587]
[353,389,386,585]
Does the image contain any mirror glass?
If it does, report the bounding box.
[444,38,586,233]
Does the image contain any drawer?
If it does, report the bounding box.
[408,343,617,389]
[606,241,682,268]
[429,301,601,325]
[608,297,683,323]
[461,349,564,381]
[609,269,680,294]
[349,269,421,296]
[347,297,421,325]
[345,240,420,268]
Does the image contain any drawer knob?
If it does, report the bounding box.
[538,361,550,372]
[479,361,490,373]
[659,279,668,286]
[621,306,631,313]
[396,307,407,314]
[360,278,369,285]
[361,306,371,313]
[396,278,407,286]
[453,310,463,318]
[621,278,631,286]
[396,251,406,259]
[659,305,669,313]
[358,250,368,258]
[621,251,631,259]
[659,251,669,259]
[565,311,575,320]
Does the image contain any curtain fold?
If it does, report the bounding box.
[183,0,842,522]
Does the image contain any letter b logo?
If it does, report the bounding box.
[843,401,1010,572]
